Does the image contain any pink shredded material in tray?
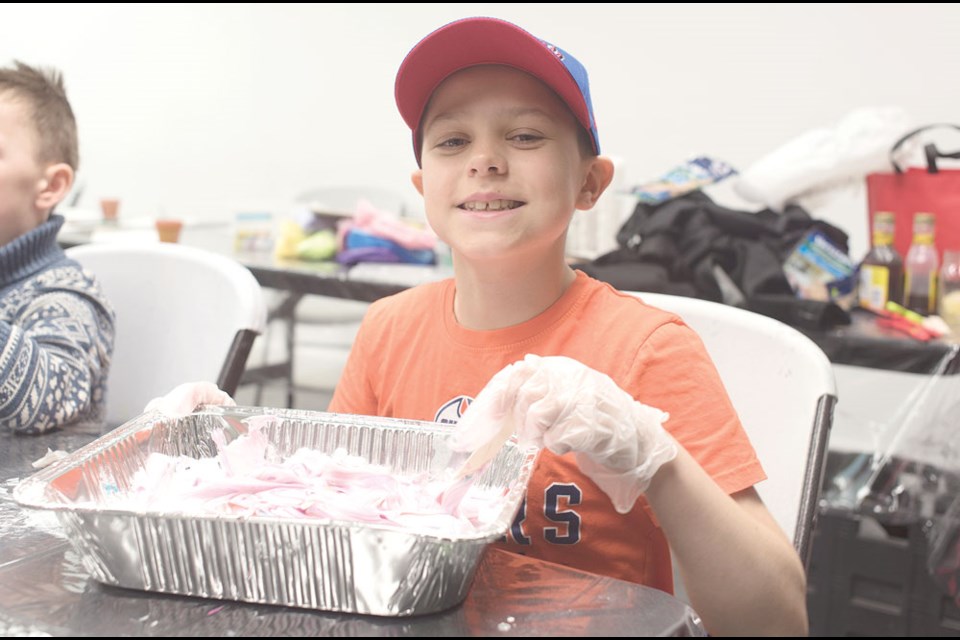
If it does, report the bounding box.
[114,418,506,535]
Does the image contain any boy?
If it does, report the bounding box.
[0,61,114,433]
[153,17,807,635]
[336,18,807,636]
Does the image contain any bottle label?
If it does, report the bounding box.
[858,265,890,311]
[873,230,894,246]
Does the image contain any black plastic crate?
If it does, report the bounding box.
[807,509,960,636]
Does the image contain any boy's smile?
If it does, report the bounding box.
[412,65,598,266]
[458,197,524,213]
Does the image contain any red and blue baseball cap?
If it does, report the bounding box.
[395,17,601,165]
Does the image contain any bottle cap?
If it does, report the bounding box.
[874,211,895,225]
[913,212,935,243]
[873,211,896,245]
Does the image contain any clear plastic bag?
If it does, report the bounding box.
[927,492,960,608]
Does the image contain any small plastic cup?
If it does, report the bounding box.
[155,218,183,243]
[100,198,120,222]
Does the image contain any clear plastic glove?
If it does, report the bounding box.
[452,354,678,513]
[143,381,235,418]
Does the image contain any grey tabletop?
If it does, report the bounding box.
[58,221,452,303]
[0,426,706,637]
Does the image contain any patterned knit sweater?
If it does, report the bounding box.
[0,215,115,433]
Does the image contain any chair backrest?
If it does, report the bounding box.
[624,291,836,567]
[65,243,267,428]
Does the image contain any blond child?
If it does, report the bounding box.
[0,61,114,433]
[333,18,807,635]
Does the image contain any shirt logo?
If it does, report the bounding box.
[434,395,472,424]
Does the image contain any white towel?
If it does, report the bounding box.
[734,107,916,212]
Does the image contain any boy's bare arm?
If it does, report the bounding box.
[645,448,808,637]
[458,354,805,635]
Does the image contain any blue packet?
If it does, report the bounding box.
[630,156,738,204]
[343,228,435,265]
[783,230,857,309]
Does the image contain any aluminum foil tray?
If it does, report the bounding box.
[13,406,536,616]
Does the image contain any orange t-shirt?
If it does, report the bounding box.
[328,270,765,592]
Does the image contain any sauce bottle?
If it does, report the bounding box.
[903,212,939,315]
[858,211,903,312]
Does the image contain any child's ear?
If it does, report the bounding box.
[411,169,425,196]
[35,163,75,211]
[576,156,615,211]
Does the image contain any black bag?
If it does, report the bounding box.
[576,190,852,329]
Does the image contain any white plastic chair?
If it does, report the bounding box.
[624,291,837,569]
[66,243,267,428]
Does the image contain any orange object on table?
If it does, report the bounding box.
[155,219,183,243]
[99,198,120,221]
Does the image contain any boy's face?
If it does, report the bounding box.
[0,96,50,246]
[413,65,601,265]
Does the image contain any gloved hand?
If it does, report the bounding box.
[453,354,678,514]
[143,381,235,418]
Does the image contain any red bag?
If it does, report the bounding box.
[866,124,960,261]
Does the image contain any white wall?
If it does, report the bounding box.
[2,3,958,258]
